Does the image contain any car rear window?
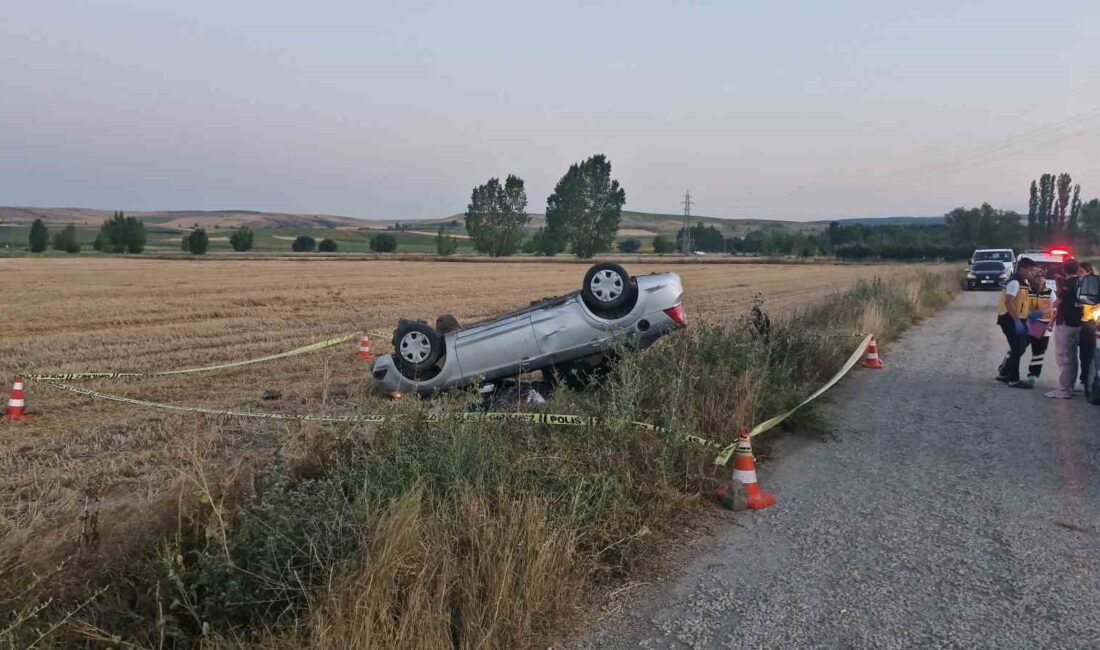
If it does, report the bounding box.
[974,251,1012,262]
[972,262,1005,272]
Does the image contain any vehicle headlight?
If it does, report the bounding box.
[966,272,976,278]
[999,272,1010,280]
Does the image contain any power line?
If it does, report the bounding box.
[681,190,693,253]
[870,105,1100,184]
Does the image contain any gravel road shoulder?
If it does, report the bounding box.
[576,291,1100,649]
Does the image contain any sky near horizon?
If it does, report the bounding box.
[2,1,1098,221]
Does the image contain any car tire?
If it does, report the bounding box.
[581,262,635,316]
[392,320,444,379]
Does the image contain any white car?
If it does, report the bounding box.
[1016,248,1070,293]
[969,248,1015,269]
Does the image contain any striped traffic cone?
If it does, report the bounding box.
[862,336,885,369]
[357,333,374,362]
[732,428,774,510]
[4,376,35,421]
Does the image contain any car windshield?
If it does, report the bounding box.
[974,251,1012,262]
[972,262,1005,272]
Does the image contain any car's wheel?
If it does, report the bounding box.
[392,320,444,379]
[582,262,635,315]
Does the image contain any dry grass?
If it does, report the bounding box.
[0,257,949,646]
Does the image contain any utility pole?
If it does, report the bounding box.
[681,189,693,254]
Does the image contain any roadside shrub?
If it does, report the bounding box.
[436,227,458,256]
[230,226,254,252]
[651,234,675,254]
[370,233,398,253]
[617,238,641,253]
[51,224,81,253]
[292,235,317,252]
[318,238,338,252]
[187,228,209,255]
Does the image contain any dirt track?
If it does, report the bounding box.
[578,290,1100,649]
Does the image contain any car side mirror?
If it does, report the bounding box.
[1078,275,1100,306]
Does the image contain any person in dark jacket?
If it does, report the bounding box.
[1046,258,1084,399]
[1079,262,1097,397]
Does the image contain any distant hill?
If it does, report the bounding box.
[1,206,938,238]
[0,207,375,230]
[810,216,945,226]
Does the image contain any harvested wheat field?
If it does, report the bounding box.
[0,257,933,569]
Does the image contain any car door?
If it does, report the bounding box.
[454,313,539,380]
[529,297,610,362]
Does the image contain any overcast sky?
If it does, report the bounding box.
[2,1,1098,221]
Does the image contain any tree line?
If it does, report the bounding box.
[1028,172,1100,249]
[464,154,626,258]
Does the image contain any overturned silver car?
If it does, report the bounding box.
[371,262,686,396]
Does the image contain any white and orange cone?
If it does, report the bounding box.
[862,336,885,369]
[715,428,775,510]
[357,333,375,362]
[734,429,775,509]
[4,376,34,421]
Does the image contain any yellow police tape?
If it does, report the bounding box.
[711,334,872,466]
[30,379,619,428]
[22,332,373,382]
[23,331,872,464]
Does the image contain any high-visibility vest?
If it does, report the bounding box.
[1028,287,1054,321]
[998,276,1029,316]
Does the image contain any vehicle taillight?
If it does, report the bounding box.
[664,303,687,326]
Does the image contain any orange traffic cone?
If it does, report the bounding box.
[732,428,774,509]
[4,376,34,421]
[862,336,885,369]
[357,333,374,362]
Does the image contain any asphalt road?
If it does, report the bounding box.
[579,291,1100,649]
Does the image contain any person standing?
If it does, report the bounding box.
[1023,268,1054,385]
[1079,262,1097,397]
[1046,258,1083,399]
[997,258,1035,389]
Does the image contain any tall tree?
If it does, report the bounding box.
[28,218,49,252]
[1037,173,1055,241]
[1068,184,1082,239]
[1053,172,1073,236]
[1027,180,1038,245]
[464,175,529,257]
[1080,198,1100,248]
[544,154,626,258]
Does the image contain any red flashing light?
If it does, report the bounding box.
[1047,247,1071,257]
[664,303,687,326]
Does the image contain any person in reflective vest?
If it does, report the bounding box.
[1023,268,1054,385]
[996,258,1036,388]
